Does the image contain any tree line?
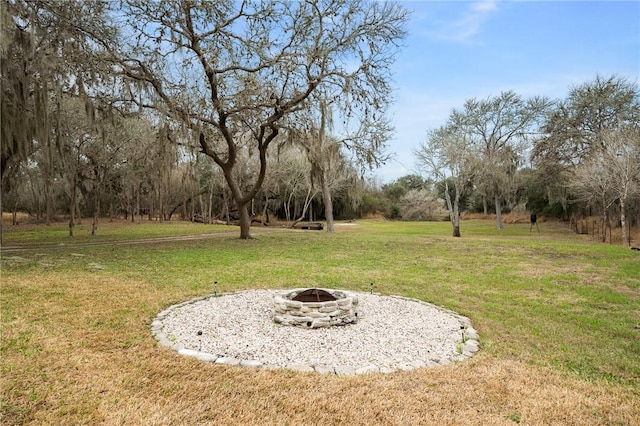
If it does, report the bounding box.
[1,0,407,240]
[415,75,640,245]
[2,1,639,246]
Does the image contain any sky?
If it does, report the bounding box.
[375,0,640,183]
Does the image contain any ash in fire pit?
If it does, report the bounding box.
[273,288,358,328]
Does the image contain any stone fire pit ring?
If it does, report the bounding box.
[151,289,480,374]
[273,288,358,328]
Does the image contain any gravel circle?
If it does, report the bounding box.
[154,289,478,373]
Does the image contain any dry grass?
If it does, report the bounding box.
[461,213,549,225]
[461,212,640,246]
[2,273,638,426]
[1,221,639,425]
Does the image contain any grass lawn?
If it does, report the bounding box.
[1,219,638,425]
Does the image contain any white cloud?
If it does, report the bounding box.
[438,0,499,43]
[471,0,498,14]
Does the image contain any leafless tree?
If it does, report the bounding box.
[399,189,441,221]
[272,146,317,226]
[570,154,618,242]
[450,91,551,229]
[416,125,472,237]
[532,75,640,222]
[98,0,407,238]
[290,92,393,232]
[574,128,640,246]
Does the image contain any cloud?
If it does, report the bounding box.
[438,0,499,43]
[471,0,498,14]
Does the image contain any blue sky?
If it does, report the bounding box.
[375,0,640,183]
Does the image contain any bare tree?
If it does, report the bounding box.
[283,78,393,231]
[56,95,92,235]
[272,147,317,226]
[534,75,640,168]
[532,75,640,221]
[600,128,640,246]
[287,101,343,231]
[399,189,441,221]
[115,116,158,222]
[416,126,472,237]
[570,155,618,242]
[99,0,407,238]
[450,91,551,229]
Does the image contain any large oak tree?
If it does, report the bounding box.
[532,75,640,227]
[102,0,408,238]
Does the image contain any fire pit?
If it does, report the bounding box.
[273,288,358,328]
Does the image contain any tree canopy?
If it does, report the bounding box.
[1,0,638,246]
[103,0,408,238]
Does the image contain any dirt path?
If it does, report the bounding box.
[0,227,288,254]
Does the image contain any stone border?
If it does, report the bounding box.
[150,290,480,375]
[273,288,359,328]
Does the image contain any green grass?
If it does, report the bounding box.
[2,218,639,386]
[1,219,231,246]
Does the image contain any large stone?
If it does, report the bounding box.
[465,327,479,340]
[314,365,336,374]
[273,288,358,329]
[334,366,357,375]
[215,357,241,365]
[355,365,380,375]
[463,340,479,353]
[288,364,315,373]
[178,349,218,362]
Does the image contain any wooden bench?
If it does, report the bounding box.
[298,222,324,230]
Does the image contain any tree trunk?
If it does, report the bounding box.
[320,169,335,232]
[124,184,130,221]
[108,184,114,222]
[208,189,213,224]
[620,190,628,247]
[237,201,252,239]
[159,186,164,223]
[199,193,205,221]
[224,169,253,238]
[182,193,188,220]
[262,193,270,224]
[452,186,461,237]
[284,193,293,223]
[91,193,100,236]
[44,176,52,225]
[75,198,82,225]
[69,176,76,237]
[289,188,317,228]
[0,186,3,246]
[494,193,504,229]
[482,196,488,215]
[12,201,18,225]
[135,185,141,223]
[446,180,461,237]
[223,192,230,224]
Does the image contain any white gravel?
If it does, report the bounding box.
[156,289,475,372]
